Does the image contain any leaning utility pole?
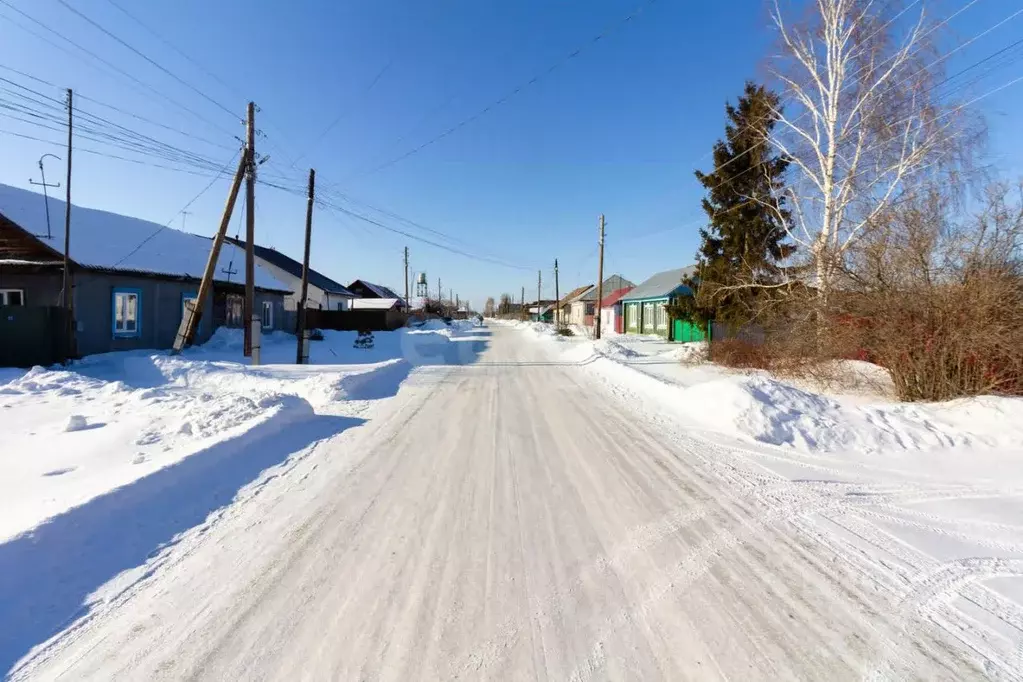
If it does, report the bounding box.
[62,89,74,359]
[403,246,409,312]
[594,214,606,340]
[554,258,560,329]
[537,269,541,322]
[172,152,247,353]
[295,168,315,364]
[244,101,258,362]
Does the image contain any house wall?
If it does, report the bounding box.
[624,297,670,337]
[569,300,595,327]
[600,306,618,334]
[253,260,321,311]
[0,268,63,306]
[323,292,354,311]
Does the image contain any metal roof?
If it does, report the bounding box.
[226,237,354,296]
[621,266,697,301]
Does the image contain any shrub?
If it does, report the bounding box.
[708,338,773,369]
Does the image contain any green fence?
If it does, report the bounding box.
[671,319,707,343]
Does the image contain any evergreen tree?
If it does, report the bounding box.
[671,82,793,331]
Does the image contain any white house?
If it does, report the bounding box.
[226,238,356,311]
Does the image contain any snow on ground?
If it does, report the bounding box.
[0,322,480,543]
[508,320,1023,658]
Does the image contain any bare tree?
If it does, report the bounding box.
[483,297,496,317]
[765,0,976,309]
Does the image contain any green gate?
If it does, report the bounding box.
[671,319,707,343]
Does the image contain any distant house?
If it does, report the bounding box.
[599,286,635,334]
[350,297,404,311]
[347,280,403,302]
[0,183,290,362]
[556,284,593,324]
[621,266,702,341]
[226,237,355,311]
[569,275,635,327]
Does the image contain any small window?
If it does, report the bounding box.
[226,294,243,327]
[261,300,273,329]
[585,302,595,316]
[113,289,140,337]
[336,301,343,311]
[0,289,24,306]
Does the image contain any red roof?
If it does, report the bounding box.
[599,286,634,308]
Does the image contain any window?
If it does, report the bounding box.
[112,288,141,337]
[262,300,274,329]
[336,301,344,311]
[643,302,655,331]
[226,294,243,327]
[585,302,595,316]
[655,303,667,330]
[0,289,24,306]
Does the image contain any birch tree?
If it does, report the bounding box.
[766,0,969,308]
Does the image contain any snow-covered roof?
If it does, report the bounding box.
[351,297,401,310]
[0,183,289,291]
[622,266,697,301]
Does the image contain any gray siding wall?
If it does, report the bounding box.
[0,269,63,306]
[73,271,216,357]
[1,268,288,358]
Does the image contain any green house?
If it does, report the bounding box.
[621,266,706,342]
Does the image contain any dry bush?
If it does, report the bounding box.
[709,338,774,370]
[824,183,1023,401]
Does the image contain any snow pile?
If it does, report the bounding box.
[659,342,707,363]
[673,374,1023,454]
[0,322,477,542]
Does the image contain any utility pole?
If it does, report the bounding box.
[537,269,541,322]
[244,101,258,362]
[295,168,315,364]
[29,153,61,240]
[438,277,441,302]
[403,246,409,312]
[594,214,606,340]
[173,152,247,352]
[62,89,74,359]
[521,286,525,316]
[554,258,560,329]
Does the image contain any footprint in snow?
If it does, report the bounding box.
[132,454,148,465]
[42,467,76,477]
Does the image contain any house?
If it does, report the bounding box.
[599,286,635,334]
[0,183,290,361]
[350,297,404,311]
[568,275,635,327]
[225,237,355,311]
[556,284,593,325]
[347,280,404,304]
[621,266,704,341]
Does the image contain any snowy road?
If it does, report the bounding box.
[12,325,1001,680]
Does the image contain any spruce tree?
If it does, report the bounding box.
[672,82,793,331]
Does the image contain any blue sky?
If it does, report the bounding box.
[1,0,1021,309]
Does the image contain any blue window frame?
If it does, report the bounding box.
[112,287,142,338]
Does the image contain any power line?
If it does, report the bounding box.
[110,150,241,269]
[0,0,237,138]
[292,61,393,167]
[351,0,660,179]
[53,0,237,120]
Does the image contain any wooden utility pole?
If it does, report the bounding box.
[403,246,409,311]
[244,101,257,360]
[295,168,315,364]
[438,277,441,302]
[173,153,247,352]
[554,258,560,329]
[521,286,525,314]
[536,269,541,322]
[594,214,606,340]
[62,89,74,359]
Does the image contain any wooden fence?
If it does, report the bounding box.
[305,308,409,332]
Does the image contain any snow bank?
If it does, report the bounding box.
[674,374,1023,454]
[505,321,1023,457]
[0,322,480,542]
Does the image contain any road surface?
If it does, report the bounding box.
[14,325,985,680]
